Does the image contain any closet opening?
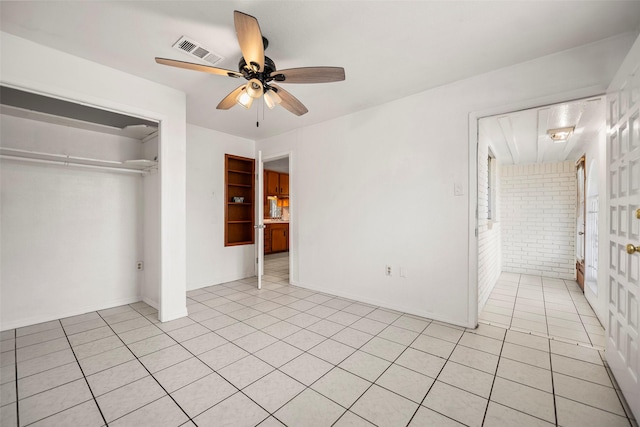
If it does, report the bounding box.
[0,86,161,329]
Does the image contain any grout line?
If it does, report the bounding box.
[36,319,109,427]
[563,278,597,347]
[480,328,507,427]
[507,275,521,330]
[600,351,636,425]
[547,324,559,426]
[13,329,20,427]
[93,310,196,426]
[405,326,468,426]
[539,278,552,339]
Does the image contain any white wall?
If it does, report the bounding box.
[186,124,256,290]
[501,162,577,279]
[477,133,502,311]
[257,34,636,327]
[1,114,144,329]
[1,32,187,323]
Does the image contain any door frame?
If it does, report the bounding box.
[261,150,294,285]
[468,86,607,327]
[256,151,264,289]
[576,155,587,291]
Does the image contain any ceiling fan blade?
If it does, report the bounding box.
[234,10,265,72]
[217,85,246,110]
[272,67,345,84]
[271,84,308,116]
[155,58,243,78]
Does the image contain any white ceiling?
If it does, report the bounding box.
[479,96,605,165]
[1,1,639,140]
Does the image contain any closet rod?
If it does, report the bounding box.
[1,147,124,165]
[0,155,145,174]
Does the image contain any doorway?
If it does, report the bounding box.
[262,154,291,287]
[475,96,607,346]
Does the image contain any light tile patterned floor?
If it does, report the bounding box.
[480,273,606,348]
[0,259,636,426]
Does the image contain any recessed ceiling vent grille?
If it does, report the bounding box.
[172,36,223,66]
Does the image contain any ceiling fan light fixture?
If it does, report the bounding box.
[246,78,263,99]
[236,87,254,109]
[264,89,282,109]
[547,126,575,143]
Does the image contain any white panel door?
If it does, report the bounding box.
[256,150,264,289]
[606,55,640,421]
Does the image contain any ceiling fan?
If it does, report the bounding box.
[155,10,345,116]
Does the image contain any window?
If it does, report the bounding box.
[487,150,495,220]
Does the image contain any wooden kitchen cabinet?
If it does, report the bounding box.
[265,170,280,196]
[264,223,288,254]
[279,173,289,196]
[264,224,272,253]
[264,170,289,197]
[270,223,288,253]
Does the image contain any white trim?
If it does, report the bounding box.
[468,113,479,329]
[158,308,189,323]
[468,85,607,330]
[291,280,468,329]
[142,296,159,310]
[263,150,295,285]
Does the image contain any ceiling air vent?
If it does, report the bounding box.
[172,36,223,66]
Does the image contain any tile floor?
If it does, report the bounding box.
[0,258,636,426]
[479,273,605,349]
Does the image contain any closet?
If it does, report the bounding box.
[0,86,160,327]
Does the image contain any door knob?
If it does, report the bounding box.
[578,232,584,235]
[627,244,639,254]
[636,208,640,219]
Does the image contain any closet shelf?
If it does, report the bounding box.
[0,147,158,173]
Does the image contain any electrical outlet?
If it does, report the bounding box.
[137,261,144,270]
[386,265,392,276]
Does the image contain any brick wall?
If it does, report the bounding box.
[500,161,576,279]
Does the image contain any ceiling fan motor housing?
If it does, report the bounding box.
[238,56,276,77]
[238,55,279,95]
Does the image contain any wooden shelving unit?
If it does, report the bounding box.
[225,154,255,246]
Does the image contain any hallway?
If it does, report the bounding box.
[480,273,605,349]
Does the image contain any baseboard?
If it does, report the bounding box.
[142,296,159,310]
[159,307,189,323]
[187,271,255,291]
[290,280,472,329]
[0,295,142,331]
